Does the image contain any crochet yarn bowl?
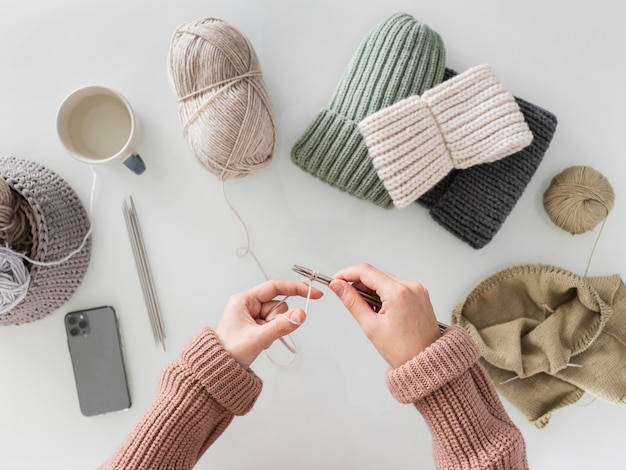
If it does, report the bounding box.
[0,156,92,326]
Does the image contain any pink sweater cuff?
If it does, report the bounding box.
[181,327,262,416]
[387,325,481,403]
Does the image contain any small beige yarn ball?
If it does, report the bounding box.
[543,166,615,234]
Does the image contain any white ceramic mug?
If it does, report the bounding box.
[57,86,146,175]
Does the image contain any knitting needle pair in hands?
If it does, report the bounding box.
[215,263,442,370]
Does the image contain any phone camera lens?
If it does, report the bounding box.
[78,320,88,329]
[68,316,77,325]
[69,327,79,336]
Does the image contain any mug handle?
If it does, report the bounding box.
[123,154,146,175]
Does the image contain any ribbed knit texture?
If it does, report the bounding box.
[388,326,528,469]
[417,68,558,248]
[291,13,446,208]
[452,264,626,428]
[101,328,262,469]
[181,327,262,415]
[103,326,527,468]
[0,156,92,325]
[359,65,533,207]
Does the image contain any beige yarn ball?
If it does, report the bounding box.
[168,17,275,180]
[543,166,615,234]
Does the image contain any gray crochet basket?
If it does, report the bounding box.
[0,156,92,325]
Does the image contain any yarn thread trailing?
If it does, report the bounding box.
[167,17,276,278]
[168,18,301,364]
[543,165,615,235]
[168,17,275,180]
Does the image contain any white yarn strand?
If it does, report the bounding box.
[219,180,305,365]
[264,277,315,367]
[221,181,269,281]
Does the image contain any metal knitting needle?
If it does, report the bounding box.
[129,198,166,349]
[122,199,160,346]
[293,265,382,309]
[128,197,166,345]
[292,265,448,333]
[122,197,166,350]
[122,202,158,345]
[123,198,165,349]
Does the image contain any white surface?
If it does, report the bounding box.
[0,1,625,469]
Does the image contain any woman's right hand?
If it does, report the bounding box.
[329,263,441,369]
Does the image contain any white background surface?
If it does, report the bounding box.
[0,1,625,469]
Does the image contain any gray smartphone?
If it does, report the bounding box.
[65,306,131,416]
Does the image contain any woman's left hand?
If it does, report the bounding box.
[215,279,323,369]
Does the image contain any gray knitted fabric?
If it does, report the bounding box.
[0,157,92,326]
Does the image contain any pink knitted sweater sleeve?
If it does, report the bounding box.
[387,325,528,469]
[100,327,262,470]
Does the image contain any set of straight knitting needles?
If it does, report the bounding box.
[122,196,166,350]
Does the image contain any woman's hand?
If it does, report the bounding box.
[215,279,323,369]
[329,263,441,368]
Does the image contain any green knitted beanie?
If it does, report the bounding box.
[291,13,446,208]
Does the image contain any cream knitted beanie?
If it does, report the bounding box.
[359,65,533,207]
[452,264,626,428]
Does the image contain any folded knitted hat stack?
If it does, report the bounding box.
[418,69,558,248]
[291,13,558,248]
[292,13,446,208]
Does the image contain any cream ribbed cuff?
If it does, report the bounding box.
[359,64,533,208]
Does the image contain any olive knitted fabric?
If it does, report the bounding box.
[451,264,626,428]
[359,64,533,207]
[291,13,446,208]
[417,68,558,249]
[0,156,92,326]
